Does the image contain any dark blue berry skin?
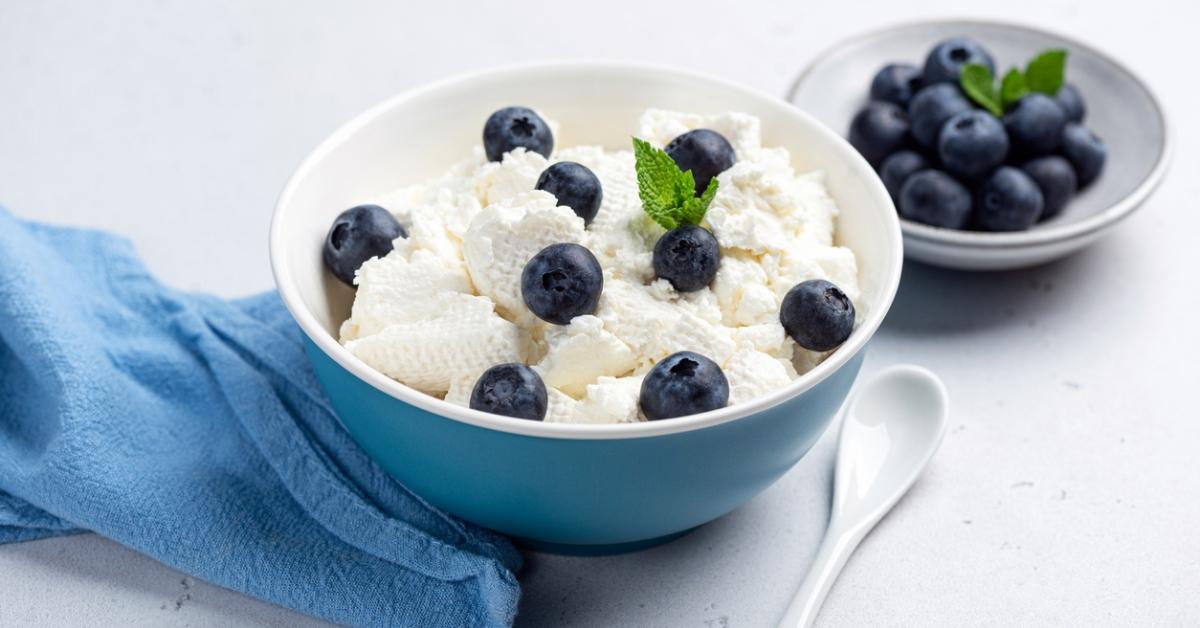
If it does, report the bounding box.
[974,166,1045,232]
[922,37,996,85]
[780,279,856,352]
[470,363,548,421]
[878,150,929,202]
[848,101,910,167]
[1060,123,1106,187]
[1021,156,1078,220]
[323,205,406,286]
[520,243,603,325]
[653,225,720,292]
[665,129,737,196]
[1055,83,1086,123]
[639,352,730,420]
[483,106,554,162]
[1003,93,1067,156]
[907,83,973,147]
[938,110,1009,179]
[870,63,923,107]
[536,162,603,225]
[898,169,972,229]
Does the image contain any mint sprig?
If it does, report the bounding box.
[960,64,1003,116]
[1024,49,1067,95]
[1000,68,1029,108]
[632,137,719,230]
[959,48,1068,116]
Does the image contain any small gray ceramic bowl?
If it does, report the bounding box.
[788,19,1172,271]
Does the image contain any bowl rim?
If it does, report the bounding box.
[785,17,1174,249]
[270,60,903,441]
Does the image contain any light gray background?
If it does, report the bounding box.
[1,1,1196,626]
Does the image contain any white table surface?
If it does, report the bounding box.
[1,1,1197,626]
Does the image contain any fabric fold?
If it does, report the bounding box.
[0,208,520,628]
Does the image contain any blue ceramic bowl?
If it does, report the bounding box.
[269,63,903,554]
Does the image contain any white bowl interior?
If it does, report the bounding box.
[271,64,902,434]
[790,20,1168,246]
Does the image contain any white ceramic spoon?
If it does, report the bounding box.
[778,365,949,628]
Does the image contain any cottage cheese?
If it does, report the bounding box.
[340,109,861,424]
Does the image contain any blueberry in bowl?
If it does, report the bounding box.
[483,106,554,162]
[535,161,603,224]
[322,204,406,286]
[870,63,923,107]
[1054,83,1087,123]
[652,224,720,292]
[520,242,604,325]
[1021,155,1077,220]
[1003,93,1067,156]
[907,83,973,148]
[663,128,736,195]
[780,280,856,353]
[974,166,1045,232]
[470,363,549,421]
[878,150,929,202]
[639,352,730,421]
[898,169,973,229]
[938,110,1009,180]
[922,36,996,85]
[1060,122,1107,187]
[848,101,911,166]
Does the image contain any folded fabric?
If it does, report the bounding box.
[0,207,522,627]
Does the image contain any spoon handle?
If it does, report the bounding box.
[777,526,862,628]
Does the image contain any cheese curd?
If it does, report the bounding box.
[339,109,860,424]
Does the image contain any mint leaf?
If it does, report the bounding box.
[960,63,1003,117]
[1000,68,1029,109]
[1025,49,1067,95]
[633,137,684,229]
[632,137,718,230]
[680,177,719,226]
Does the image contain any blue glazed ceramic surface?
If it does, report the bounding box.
[306,337,865,550]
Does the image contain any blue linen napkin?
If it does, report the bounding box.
[0,207,522,627]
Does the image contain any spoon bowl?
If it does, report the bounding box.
[834,365,949,526]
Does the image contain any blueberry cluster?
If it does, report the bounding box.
[322,107,861,423]
[851,37,1107,231]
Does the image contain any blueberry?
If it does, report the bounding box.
[937,110,1009,179]
[483,106,554,162]
[779,279,855,352]
[1055,83,1086,123]
[907,83,973,147]
[470,363,547,421]
[878,150,929,202]
[536,161,603,225]
[1003,93,1067,156]
[1060,123,1106,187]
[322,204,406,286]
[1021,156,1078,220]
[652,225,720,292]
[870,63,923,107]
[922,37,996,85]
[664,129,736,195]
[848,101,910,166]
[974,166,1044,231]
[639,352,730,420]
[520,243,603,325]
[898,169,973,229]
